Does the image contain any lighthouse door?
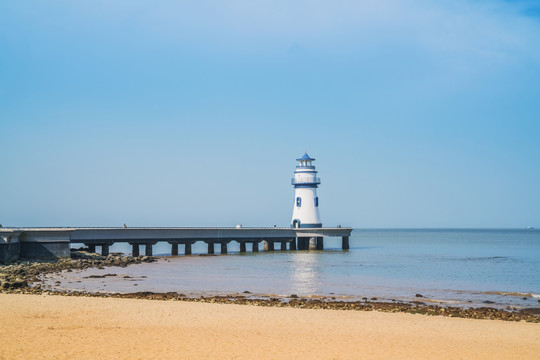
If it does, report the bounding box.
[292,219,301,228]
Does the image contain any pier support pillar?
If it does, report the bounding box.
[86,244,96,253]
[281,241,287,251]
[208,242,214,255]
[145,243,153,256]
[171,243,178,256]
[316,237,324,250]
[131,243,139,257]
[296,237,305,250]
[101,244,110,256]
[267,241,275,251]
[240,242,246,253]
[342,236,349,250]
[301,237,312,250]
[221,242,227,254]
[185,243,192,255]
[252,241,259,252]
[290,238,297,251]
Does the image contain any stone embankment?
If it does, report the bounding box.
[0,250,539,323]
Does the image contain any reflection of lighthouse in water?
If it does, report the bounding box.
[291,252,320,295]
[291,153,322,228]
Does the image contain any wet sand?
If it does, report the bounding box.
[1,293,539,359]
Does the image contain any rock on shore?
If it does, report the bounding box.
[0,250,155,291]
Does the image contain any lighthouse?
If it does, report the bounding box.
[291,153,322,228]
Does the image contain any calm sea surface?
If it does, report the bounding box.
[44,229,540,308]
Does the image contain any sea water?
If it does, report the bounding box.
[43,229,540,308]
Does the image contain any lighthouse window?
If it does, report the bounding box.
[315,197,319,207]
[296,197,302,207]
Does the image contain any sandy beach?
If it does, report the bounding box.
[0,293,538,360]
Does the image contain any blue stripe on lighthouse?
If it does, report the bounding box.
[294,184,319,188]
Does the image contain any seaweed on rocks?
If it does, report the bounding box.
[0,250,156,292]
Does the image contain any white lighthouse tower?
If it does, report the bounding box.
[291,153,322,228]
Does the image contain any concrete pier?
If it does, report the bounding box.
[0,231,20,263]
[297,237,309,250]
[342,236,349,250]
[130,243,140,257]
[145,243,153,256]
[316,237,324,250]
[290,238,297,251]
[0,229,71,262]
[0,227,353,263]
[171,243,178,256]
[296,237,303,250]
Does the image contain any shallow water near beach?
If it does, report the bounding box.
[42,229,540,309]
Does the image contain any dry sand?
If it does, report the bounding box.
[0,293,538,360]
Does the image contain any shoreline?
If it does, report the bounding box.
[1,292,539,360]
[1,251,539,322]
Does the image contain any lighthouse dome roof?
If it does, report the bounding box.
[296,153,315,161]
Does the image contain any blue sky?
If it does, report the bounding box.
[1,1,539,228]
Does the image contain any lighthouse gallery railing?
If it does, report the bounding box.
[291,177,321,185]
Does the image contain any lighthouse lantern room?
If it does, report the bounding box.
[291,153,322,228]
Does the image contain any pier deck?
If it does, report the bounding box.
[0,227,352,262]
